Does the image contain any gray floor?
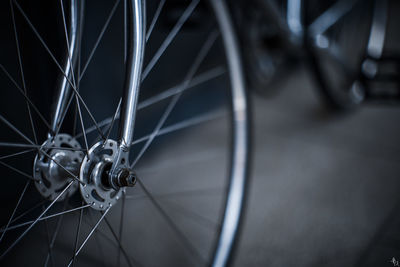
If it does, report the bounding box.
[233,67,400,267]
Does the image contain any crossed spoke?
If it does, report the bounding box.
[10,0,38,144]
[0,180,75,259]
[131,30,219,169]
[141,0,200,81]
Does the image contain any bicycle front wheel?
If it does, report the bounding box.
[0,0,249,266]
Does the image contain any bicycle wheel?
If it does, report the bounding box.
[0,0,249,266]
[234,0,298,95]
[305,0,378,110]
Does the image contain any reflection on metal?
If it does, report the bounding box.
[210,0,249,267]
[50,0,79,136]
[308,0,357,38]
[34,134,83,201]
[118,0,145,151]
[287,0,303,36]
[363,0,388,78]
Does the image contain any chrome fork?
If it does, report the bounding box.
[48,0,146,188]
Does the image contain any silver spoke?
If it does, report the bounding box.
[103,216,135,267]
[141,0,200,81]
[0,180,31,243]
[0,149,35,160]
[40,150,85,185]
[138,66,226,110]
[104,98,122,144]
[67,207,111,266]
[74,67,224,139]
[126,187,224,201]
[146,0,166,42]
[0,160,38,182]
[79,0,121,81]
[137,179,205,264]
[44,200,69,267]
[0,203,91,234]
[0,113,35,146]
[0,142,85,152]
[0,64,52,131]
[10,0,38,144]
[0,180,74,259]
[13,0,105,139]
[131,30,219,168]
[71,202,84,267]
[131,109,225,147]
[117,192,125,267]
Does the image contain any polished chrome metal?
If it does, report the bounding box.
[210,0,249,266]
[79,140,125,211]
[49,0,79,136]
[308,0,357,39]
[362,0,388,78]
[287,0,303,37]
[118,0,145,150]
[33,134,83,201]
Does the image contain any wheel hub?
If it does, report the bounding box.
[33,134,83,201]
[79,140,136,211]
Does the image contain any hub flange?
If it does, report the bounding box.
[79,140,127,210]
[33,134,83,201]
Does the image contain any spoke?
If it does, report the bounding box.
[126,186,223,200]
[131,30,219,168]
[117,192,125,267]
[0,180,30,243]
[40,150,85,185]
[137,179,205,264]
[0,113,35,146]
[0,149,35,160]
[0,160,38,181]
[163,199,217,230]
[0,203,91,234]
[104,98,122,144]
[42,205,55,267]
[0,64,52,131]
[141,0,200,81]
[71,203,84,267]
[0,142,84,152]
[44,200,69,267]
[8,200,47,226]
[146,0,166,42]
[60,0,77,88]
[0,180,74,259]
[79,0,121,81]
[131,109,225,147]
[103,216,135,267]
[10,0,38,144]
[54,91,76,137]
[67,207,111,266]
[13,0,105,139]
[75,95,90,155]
[138,66,226,110]
[74,67,224,139]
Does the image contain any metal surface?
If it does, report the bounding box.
[362,0,388,78]
[49,0,79,136]
[33,134,83,201]
[79,140,125,211]
[117,0,145,150]
[210,0,249,266]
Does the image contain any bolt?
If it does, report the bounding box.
[115,168,137,187]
